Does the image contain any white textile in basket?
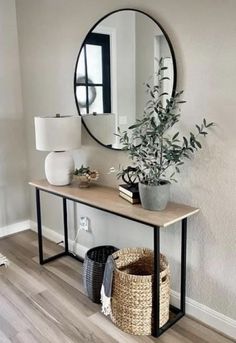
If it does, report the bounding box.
[0,253,9,267]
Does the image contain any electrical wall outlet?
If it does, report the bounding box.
[79,216,89,231]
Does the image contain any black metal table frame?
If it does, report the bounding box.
[35,187,187,338]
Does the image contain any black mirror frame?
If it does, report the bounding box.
[74,8,177,151]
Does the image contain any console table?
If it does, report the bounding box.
[29,179,199,338]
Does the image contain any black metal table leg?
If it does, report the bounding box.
[35,188,67,265]
[63,197,69,254]
[151,219,188,338]
[180,218,187,313]
[36,188,44,265]
[152,225,160,337]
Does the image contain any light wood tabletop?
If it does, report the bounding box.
[29,180,199,228]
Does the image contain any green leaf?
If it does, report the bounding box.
[183,136,188,147]
[174,90,184,97]
[195,141,202,149]
[206,122,215,127]
[196,124,201,132]
[128,122,142,129]
[172,132,179,140]
[172,144,181,149]
[183,153,191,159]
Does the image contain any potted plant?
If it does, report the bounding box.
[73,165,99,188]
[117,62,214,211]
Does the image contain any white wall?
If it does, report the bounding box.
[95,11,136,131]
[0,0,28,229]
[135,11,162,117]
[15,0,236,326]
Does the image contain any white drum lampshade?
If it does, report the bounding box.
[34,115,81,186]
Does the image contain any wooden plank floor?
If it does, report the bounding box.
[0,230,234,343]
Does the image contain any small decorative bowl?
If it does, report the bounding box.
[74,175,91,188]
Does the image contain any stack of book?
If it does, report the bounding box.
[119,184,140,204]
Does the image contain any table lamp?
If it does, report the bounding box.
[34,114,81,186]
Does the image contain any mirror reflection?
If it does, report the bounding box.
[75,9,176,149]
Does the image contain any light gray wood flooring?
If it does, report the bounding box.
[0,230,234,343]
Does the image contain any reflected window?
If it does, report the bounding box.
[75,32,111,114]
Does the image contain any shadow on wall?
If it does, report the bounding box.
[163,213,236,320]
[0,118,28,227]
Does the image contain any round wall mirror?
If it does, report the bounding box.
[74,9,176,150]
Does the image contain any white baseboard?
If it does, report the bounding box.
[29,221,236,340]
[171,290,236,339]
[0,220,30,238]
[29,220,88,258]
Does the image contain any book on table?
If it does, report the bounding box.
[119,191,140,204]
[118,183,139,198]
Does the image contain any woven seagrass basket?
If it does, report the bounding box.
[83,245,117,303]
[111,248,170,335]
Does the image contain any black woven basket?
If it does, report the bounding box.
[83,245,118,303]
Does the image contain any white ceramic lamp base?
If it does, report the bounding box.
[45,151,74,186]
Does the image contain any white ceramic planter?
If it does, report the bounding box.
[138,182,170,211]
